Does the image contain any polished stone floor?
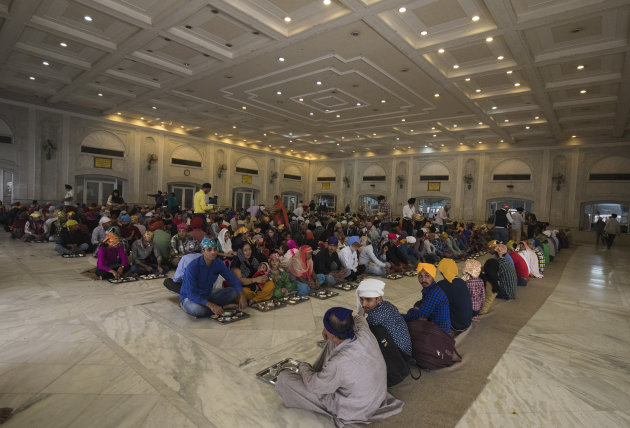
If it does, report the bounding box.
[0,235,628,427]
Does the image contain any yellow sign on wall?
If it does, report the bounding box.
[321,182,330,190]
[94,157,112,169]
[242,175,252,184]
[427,182,440,191]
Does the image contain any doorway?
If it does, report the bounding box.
[233,188,255,210]
[76,176,125,206]
[168,183,199,210]
[282,193,301,212]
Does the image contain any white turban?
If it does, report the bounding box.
[543,230,551,237]
[356,278,385,311]
[315,221,322,227]
[99,216,111,224]
[406,236,416,244]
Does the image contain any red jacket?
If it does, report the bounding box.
[509,251,529,279]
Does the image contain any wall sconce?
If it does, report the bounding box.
[396,175,404,189]
[463,173,474,190]
[343,176,350,188]
[217,163,227,178]
[270,171,278,184]
[552,173,565,191]
[146,153,157,170]
[43,139,57,160]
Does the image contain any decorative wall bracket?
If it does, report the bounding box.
[343,176,350,188]
[217,163,227,178]
[396,175,404,189]
[552,173,565,191]
[146,153,157,170]
[270,171,278,184]
[464,173,474,190]
[43,139,56,160]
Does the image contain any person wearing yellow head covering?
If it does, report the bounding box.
[130,229,170,276]
[96,232,129,280]
[404,262,451,334]
[54,218,90,256]
[436,258,473,332]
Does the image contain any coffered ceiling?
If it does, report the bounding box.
[1,0,629,158]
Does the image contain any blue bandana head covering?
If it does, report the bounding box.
[347,236,360,246]
[119,215,131,223]
[106,226,120,235]
[327,236,339,246]
[201,237,219,250]
[323,307,355,340]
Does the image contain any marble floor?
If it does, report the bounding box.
[0,235,628,427]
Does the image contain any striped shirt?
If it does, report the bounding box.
[533,248,545,273]
[497,257,517,300]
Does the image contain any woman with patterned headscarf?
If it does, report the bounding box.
[462,259,485,321]
[230,242,274,303]
[289,245,324,295]
[96,231,129,280]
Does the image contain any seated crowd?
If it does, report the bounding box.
[0,193,571,425]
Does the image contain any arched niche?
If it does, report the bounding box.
[235,156,260,174]
[362,164,386,179]
[317,166,336,180]
[419,161,450,178]
[492,158,532,176]
[82,130,126,153]
[171,144,203,166]
[590,156,630,174]
[0,117,12,136]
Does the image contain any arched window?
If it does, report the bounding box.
[317,166,336,182]
[419,162,449,181]
[80,131,126,158]
[492,159,532,181]
[284,165,302,181]
[171,145,202,168]
[362,164,386,181]
[235,157,259,175]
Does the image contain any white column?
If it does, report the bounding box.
[339,160,346,208]
[566,149,580,227]
[475,153,486,222]
[225,149,232,207]
[406,157,414,200]
[157,133,165,192]
[132,130,141,203]
[352,158,360,210]
[27,107,37,200]
[454,153,464,219]
[61,114,71,196]
[538,149,551,222]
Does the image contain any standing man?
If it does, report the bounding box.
[193,183,214,226]
[435,204,450,233]
[402,198,416,236]
[275,306,404,426]
[63,184,73,206]
[511,207,525,241]
[493,203,511,244]
[377,195,392,231]
[603,213,621,250]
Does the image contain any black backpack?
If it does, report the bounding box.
[406,319,462,370]
[370,325,421,387]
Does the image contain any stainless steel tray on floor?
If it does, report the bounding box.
[252,299,286,312]
[256,358,301,385]
[107,276,139,284]
[211,310,250,324]
[309,290,339,300]
[138,273,167,280]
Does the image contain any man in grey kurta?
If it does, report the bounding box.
[275,306,404,427]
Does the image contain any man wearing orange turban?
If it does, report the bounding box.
[403,263,450,334]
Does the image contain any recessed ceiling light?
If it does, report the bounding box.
[29,76,35,80]
[438,48,445,54]
[500,139,504,143]
[116,112,121,115]
[336,114,340,118]
[289,132,293,135]
[152,106,157,109]
[399,7,406,13]
[396,137,400,140]
[323,0,331,5]
[453,124,458,128]
[453,64,460,69]
[284,16,291,22]
[341,136,344,139]
[97,92,103,96]
[514,82,521,87]
[441,143,445,146]
[420,30,428,36]
[433,134,437,137]
[316,81,322,85]
[534,116,540,120]
[372,133,376,136]
[59,42,67,47]
[242,106,246,109]
[42,61,49,66]
[478,141,483,144]
[492,106,497,109]
[298,98,304,102]
[214,132,218,135]
[309,112,314,116]
[278,57,285,62]
[475,88,481,93]
[140,117,144,120]
[504,119,509,122]
[465,77,471,81]
[459,142,463,145]
[571,135,577,138]
[356,102,361,106]
[497,55,504,60]
[180,125,185,128]
[263,133,267,136]
[410,129,414,132]
[486,36,493,42]
[525,126,530,129]
[478,122,483,125]
[434,93,440,97]
[84,15,93,22]
[472,15,480,21]
[506,70,513,74]
[381,99,386,103]
[232,125,237,128]
[580,89,587,94]
[431,126,435,130]
[577,65,584,70]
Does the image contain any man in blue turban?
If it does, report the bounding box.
[275,306,404,426]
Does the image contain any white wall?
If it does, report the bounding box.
[1,98,629,230]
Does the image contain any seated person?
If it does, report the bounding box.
[289,245,324,295]
[281,240,300,269]
[358,236,389,277]
[422,233,441,264]
[314,236,347,286]
[462,259,485,321]
[357,279,412,356]
[91,216,112,254]
[47,211,67,242]
[170,223,196,267]
[150,220,172,268]
[494,243,517,300]
[269,252,298,297]
[507,241,529,286]
[54,219,90,255]
[119,215,141,244]
[179,237,247,317]
[275,306,403,426]
[188,217,207,243]
[436,258,473,332]
[382,233,409,272]
[231,242,274,303]
[163,240,202,294]
[480,241,501,314]
[96,232,130,280]
[338,236,364,281]
[24,211,46,241]
[399,236,421,265]
[403,263,451,334]
[131,231,169,275]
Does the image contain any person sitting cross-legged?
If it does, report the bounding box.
[275,306,404,426]
[403,262,451,334]
[314,236,347,286]
[54,219,90,255]
[269,252,298,298]
[131,231,170,275]
[339,236,364,281]
[163,240,202,294]
[436,258,473,333]
[95,231,130,280]
[179,237,247,317]
[231,242,275,304]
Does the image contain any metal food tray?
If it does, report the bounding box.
[30,240,49,243]
[285,295,310,305]
[333,281,359,291]
[309,290,339,300]
[211,310,249,324]
[139,273,167,280]
[62,253,86,258]
[252,299,286,312]
[107,276,139,284]
[386,274,404,280]
[404,271,417,277]
[256,358,300,385]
